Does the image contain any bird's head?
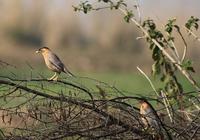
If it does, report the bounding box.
[35,47,50,54]
[139,100,149,110]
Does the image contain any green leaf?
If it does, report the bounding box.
[187,67,195,72]
[152,46,160,61]
[165,18,179,35]
[123,10,134,23]
[181,59,195,73]
[161,74,170,84]
[149,43,155,50]
[167,36,174,42]
[143,19,156,30]
[185,16,199,31]
[152,62,161,76]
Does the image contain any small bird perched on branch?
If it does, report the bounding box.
[36,47,75,80]
[140,100,160,131]
[140,100,174,140]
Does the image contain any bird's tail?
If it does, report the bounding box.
[63,68,76,77]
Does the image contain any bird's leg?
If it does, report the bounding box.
[53,74,59,81]
[48,72,57,80]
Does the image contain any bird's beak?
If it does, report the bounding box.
[35,50,40,53]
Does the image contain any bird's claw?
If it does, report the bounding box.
[48,76,58,81]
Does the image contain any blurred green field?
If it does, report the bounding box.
[0,67,199,110]
[0,67,198,95]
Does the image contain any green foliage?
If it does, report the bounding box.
[113,0,126,9]
[185,16,199,30]
[181,59,195,73]
[143,20,164,41]
[143,19,183,100]
[102,0,127,9]
[164,18,196,73]
[124,10,134,23]
[73,0,198,109]
[0,130,4,140]
[165,18,176,34]
[143,19,156,30]
[73,0,127,13]
[73,1,92,14]
[165,18,178,48]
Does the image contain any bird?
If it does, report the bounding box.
[139,100,160,131]
[139,100,172,140]
[36,47,75,80]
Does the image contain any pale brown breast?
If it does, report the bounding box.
[42,51,61,73]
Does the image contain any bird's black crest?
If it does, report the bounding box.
[39,47,50,50]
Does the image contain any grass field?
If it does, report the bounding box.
[0,67,198,97]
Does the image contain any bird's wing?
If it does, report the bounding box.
[48,53,65,72]
[48,53,75,76]
[63,67,75,77]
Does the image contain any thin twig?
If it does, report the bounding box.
[183,26,200,43]
[154,16,180,61]
[190,98,200,110]
[136,66,159,97]
[161,91,174,123]
[134,0,141,24]
[0,60,16,68]
[0,79,149,137]
[168,39,180,62]
[175,27,188,62]
[136,35,146,40]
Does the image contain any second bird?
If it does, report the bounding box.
[36,47,75,80]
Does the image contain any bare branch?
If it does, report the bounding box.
[137,66,160,97]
